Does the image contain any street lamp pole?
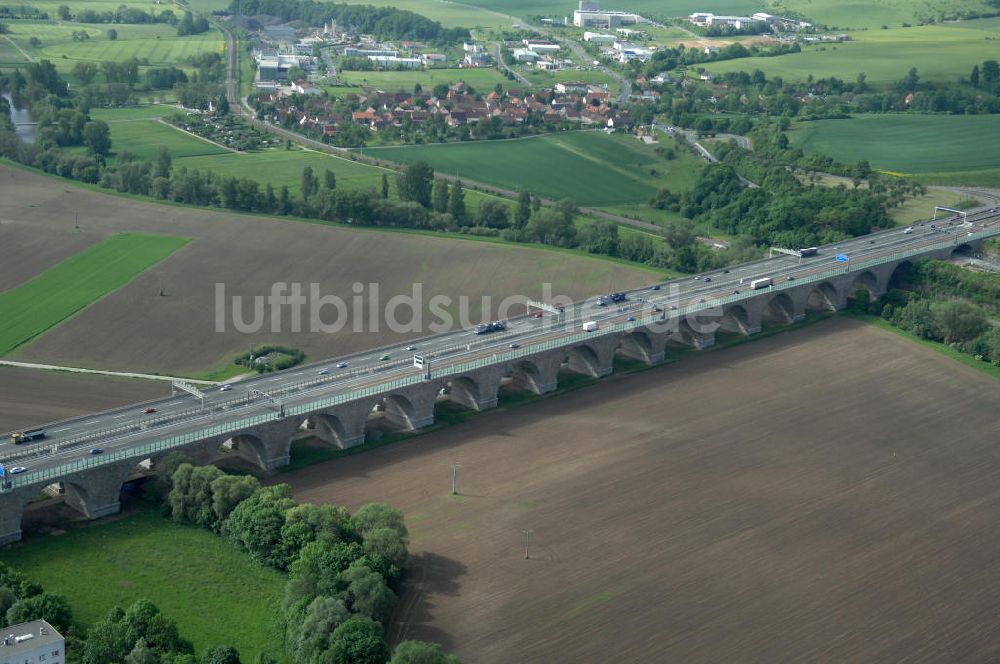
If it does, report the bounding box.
[522,528,533,560]
[451,462,460,495]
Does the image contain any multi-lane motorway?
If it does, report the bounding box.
[4,206,999,479]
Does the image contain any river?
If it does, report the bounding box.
[2,92,35,143]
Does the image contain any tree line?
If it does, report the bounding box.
[227,0,468,44]
[162,456,460,663]
[647,63,1000,124]
[56,4,178,25]
[847,258,1000,368]
[650,127,902,253]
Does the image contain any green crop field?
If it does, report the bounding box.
[705,21,1000,84]
[0,508,286,661]
[17,0,165,15]
[0,36,30,68]
[781,0,996,29]
[98,113,230,160]
[369,131,702,206]
[0,233,189,356]
[174,148,387,193]
[88,104,179,122]
[173,145,511,213]
[791,114,1000,178]
[183,0,235,11]
[341,0,512,28]
[3,21,223,75]
[340,67,509,93]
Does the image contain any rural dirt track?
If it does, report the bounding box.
[0,365,170,432]
[283,318,1000,663]
[0,165,653,375]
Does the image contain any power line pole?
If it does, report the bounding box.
[522,528,533,560]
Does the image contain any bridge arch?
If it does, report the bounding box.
[312,412,352,449]
[677,318,715,348]
[566,343,601,376]
[764,292,796,323]
[446,376,480,408]
[509,357,558,394]
[851,270,878,293]
[952,243,975,258]
[720,304,752,334]
[227,431,270,468]
[618,329,653,361]
[888,260,914,290]
[805,281,841,312]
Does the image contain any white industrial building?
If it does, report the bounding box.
[573,0,643,28]
[584,31,616,43]
[368,56,422,69]
[0,620,64,664]
[343,47,398,58]
[523,39,561,52]
[612,41,653,62]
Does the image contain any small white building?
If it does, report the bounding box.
[523,39,561,52]
[583,31,616,44]
[556,81,590,93]
[463,42,484,53]
[687,13,754,29]
[0,620,64,664]
[291,79,321,95]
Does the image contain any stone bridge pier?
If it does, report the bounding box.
[445,365,505,411]
[677,318,717,349]
[510,354,561,394]
[618,327,670,364]
[62,460,136,519]
[720,302,763,336]
[308,400,372,450]
[210,417,302,471]
[565,335,618,377]
[381,384,437,431]
[0,488,35,546]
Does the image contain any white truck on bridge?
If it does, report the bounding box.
[583,321,599,332]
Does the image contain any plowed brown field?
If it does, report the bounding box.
[0,165,654,375]
[284,318,1000,663]
[0,366,170,432]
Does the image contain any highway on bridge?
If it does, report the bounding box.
[3,206,999,480]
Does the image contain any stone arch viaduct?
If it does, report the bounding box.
[0,229,992,545]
